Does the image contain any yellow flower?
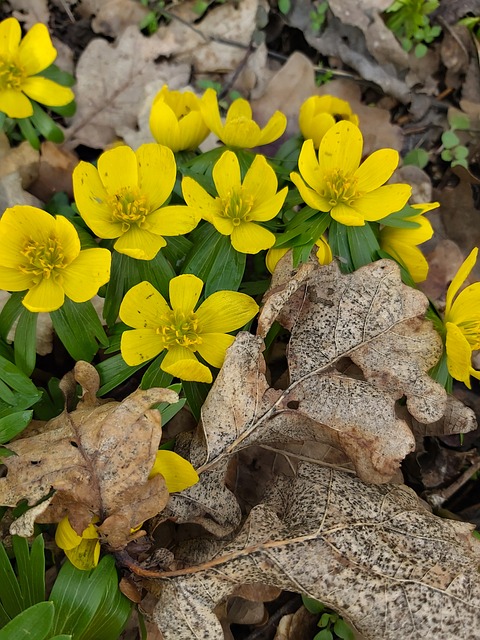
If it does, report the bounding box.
[0,206,111,313]
[200,88,287,148]
[299,95,359,148]
[149,450,199,492]
[149,85,209,152]
[290,121,412,227]
[266,235,332,273]
[0,17,74,118]
[443,247,480,388]
[73,143,200,261]
[55,517,100,571]
[379,202,438,282]
[120,275,259,383]
[182,150,288,254]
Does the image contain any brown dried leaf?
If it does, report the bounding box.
[153,462,480,640]
[0,362,178,548]
[64,27,190,150]
[189,260,460,485]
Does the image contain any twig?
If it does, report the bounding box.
[426,457,480,508]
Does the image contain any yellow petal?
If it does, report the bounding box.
[319,121,362,175]
[446,283,480,344]
[257,111,287,145]
[65,537,100,571]
[120,281,171,328]
[149,101,181,150]
[62,248,111,302]
[242,155,277,204]
[250,187,288,222]
[309,113,336,147]
[55,516,82,551]
[226,98,252,122]
[213,151,241,200]
[354,149,399,193]
[18,23,56,75]
[120,329,164,366]
[210,215,234,236]
[290,172,330,211]
[73,161,121,239]
[200,88,223,138]
[330,202,365,226]
[113,226,166,260]
[149,450,199,492]
[182,176,218,222]
[298,139,322,191]
[196,290,258,333]
[21,77,74,107]
[137,143,176,211]
[55,215,81,263]
[266,247,289,274]
[177,111,209,150]
[382,241,429,282]
[23,278,65,313]
[353,184,412,221]
[0,18,20,58]
[445,247,478,317]
[98,145,138,196]
[222,119,261,148]
[315,236,333,264]
[0,266,33,291]
[169,274,203,314]
[445,322,475,388]
[162,346,212,383]
[0,89,32,118]
[145,205,200,236]
[196,333,235,368]
[231,222,276,253]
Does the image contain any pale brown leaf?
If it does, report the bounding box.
[0,362,177,548]
[153,462,480,640]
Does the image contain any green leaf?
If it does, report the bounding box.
[14,307,37,376]
[378,204,422,229]
[328,221,353,273]
[278,0,291,13]
[453,145,469,160]
[97,354,144,396]
[0,354,41,410]
[182,380,210,422]
[39,64,75,87]
[448,111,470,131]
[441,149,453,162]
[17,117,40,149]
[0,410,33,444]
[414,42,427,57]
[0,292,23,341]
[50,298,108,362]
[50,556,132,640]
[403,148,429,169]
[442,130,460,149]
[334,618,355,640]
[346,224,380,270]
[0,601,54,640]
[314,629,333,640]
[30,102,64,143]
[140,352,172,390]
[302,595,325,615]
[0,540,24,619]
[12,535,45,609]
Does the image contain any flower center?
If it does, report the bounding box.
[109,187,150,232]
[157,310,202,350]
[320,169,360,207]
[19,236,67,280]
[0,58,24,91]
[221,188,254,226]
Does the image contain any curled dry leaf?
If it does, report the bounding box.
[153,462,480,640]
[0,362,178,548]
[180,259,469,489]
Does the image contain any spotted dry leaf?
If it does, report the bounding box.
[153,462,480,640]
[0,362,177,548]
[179,260,473,488]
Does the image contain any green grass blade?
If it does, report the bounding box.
[0,601,54,640]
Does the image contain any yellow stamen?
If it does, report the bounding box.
[221,188,254,226]
[321,169,360,207]
[156,311,202,350]
[0,58,24,91]
[108,187,150,232]
[19,236,67,280]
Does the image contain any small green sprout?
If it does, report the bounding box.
[302,596,355,640]
[385,0,442,57]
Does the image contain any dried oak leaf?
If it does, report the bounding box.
[63,26,190,150]
[0,362,177,548]
[153,462,480,640]
[183,260,472,487]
